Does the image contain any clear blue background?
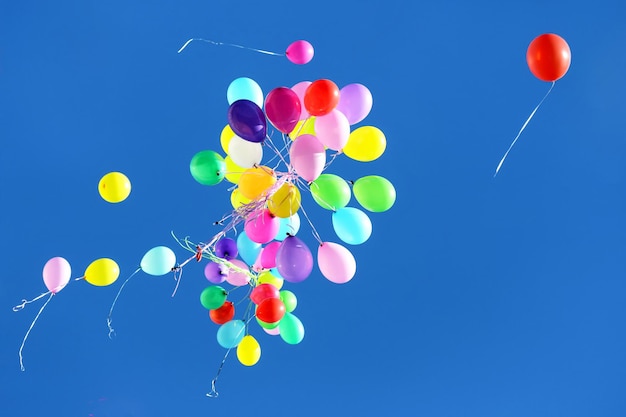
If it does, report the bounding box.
[2,1,626,416]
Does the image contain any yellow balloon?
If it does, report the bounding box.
[220,124,235,154]
[98,172,131,203]
[238,166,276,200]
[224,156,244,184]
[257,270,283,289]
[289,117,316,139]
[84,258,120,287]
[230,188,251,209]
[342,126,386,162]
[268,182,301,218]
[237,334,261,366]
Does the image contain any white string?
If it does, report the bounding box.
[18,292,54,371]
[107,267,141,339]
[494,81,556,177]
[177,38,284,56]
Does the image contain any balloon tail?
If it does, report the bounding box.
[18,292,54,371]
[494,81,555,177]
[12,291,51,312]
[106,267,141,339]
[177,38,284,57]
[171,267,183,297]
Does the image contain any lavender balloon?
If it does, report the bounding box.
[336,83,373,125]
[275,235,313,283]
[204,261,227,284]
[227,99,267,143]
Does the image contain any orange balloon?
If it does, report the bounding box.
[237,166,276,200]
[526,33,571,82]
[303,79,339,116]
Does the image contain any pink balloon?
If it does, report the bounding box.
[289,134,326,182]
[260,241,281,269]
[264,326,280,336]
[225,258,251,286]
[317,242,356,284]
[336,83,373,125]
[291,81,311,121]
[244,209,280,244]
[286,40,314,65]
[314,110,350,150]
[42,257,71,294]
[265,87,301,134]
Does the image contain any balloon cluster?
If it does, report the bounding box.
[186,75,396,367]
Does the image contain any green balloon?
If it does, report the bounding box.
[279,312,304,344]
[256,316,279,329]
[353,175,396,212]
[310,173,351,210]
[190,150,226,186]
[279,290,298,313]
[200,285,227,310]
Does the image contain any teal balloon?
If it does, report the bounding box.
[227,77,264,108]
[140,246,176,276]
[190,150,226,186]
[236,232,262,265]
[331,206,372,245]
[217,319,246,348]
[279,312,304,345]
[200,285,227,310]
[276,213,301,241]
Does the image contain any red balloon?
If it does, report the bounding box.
[265,87,302,133]
[526,33,571,82]
[250,283,280,305]
[303,79,340,116]
[209,301,235,325]
[256,297,286,323]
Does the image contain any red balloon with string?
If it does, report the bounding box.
[526,33,571,82]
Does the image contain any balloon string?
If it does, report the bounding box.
[177,38,284,57]
[494,81,556,177]
[171,265,183,297]
[12,291,51,312]
[18,292,54,371]
[107,267,142,339]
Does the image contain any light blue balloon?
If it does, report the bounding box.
[227,77,263,108]
[216,320,246,349]
[270,267,283,279]
[236,232,262,265]
[276,213,301,241]
[140,246,176,276]
[331,207,372,245]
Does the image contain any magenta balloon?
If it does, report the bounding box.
[314,109,350,151]
[317,242,356,284]
[336,83,373,125]
[42,257,71,294]
[265,87,302,134]
[227,99,267,143]
[285,40,314,65]
[291,81,311,121]
[244,209,280,244]
[289,134,326,182]
[260,241,281,269]
[276,235,313,283]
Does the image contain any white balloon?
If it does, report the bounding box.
[228,135,263,168]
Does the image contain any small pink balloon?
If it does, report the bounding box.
[260,241,281,269]
[286,40,314,65]
[264,326,281,336]
[245,209,280,244]
[291,81,312,121]
[336,83,373,125]
[42,257,72,294]
[225,258,251,286]
[317,242,356,284]
[289,134,326,182]
[314,109,350,150]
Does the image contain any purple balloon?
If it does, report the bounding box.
[204,261,228,284]
[228,99,267,143]
[336,83,373,125]
[215,237,238,260]
[275,235,313,283]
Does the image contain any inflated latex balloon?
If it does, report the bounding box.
[265,87,301,133]
[230,187,251,209]
[256,316,280,329]
[140,246,176,276]
[257,269,284,290]
[237,334,261,366]
[220,124,235,154]
[291,81,312,121]
[268,182,301,218]
[190,150,226,186]
[279,312,304,344]
[342,126,386,162]
[304,79,340,116]
[224,259,251,286]
[224,156,245,185]
[244,209,280,244]
[237,166,276,200]
[42,257,71,294]
[527,33,571,82]
[317,242,356,284]
[336,83,373,125]
[314,109,350,150]
[259,241,281,269]
[209,301,235,325]
[250,283,280,305]
[200,285,227,310]
[276,213,301,240]
[84,258,120,287]
[285,40,314,65]
[227,77,264,108]
[332,207,372,245]
[217,320,246,349]
[279,290,297,312]
[204,261,228,284]
[237,232,262,265]
[215,237,238,260]
[228,99,267,143]
[310,173,351,210]
[98,172,131,203]
[256,297,286,323]
[275,235,313,283]
[353,175,396,212]
[227,135,263,168]
[289,134,326,182]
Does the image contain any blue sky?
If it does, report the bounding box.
[2,0,626,416]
